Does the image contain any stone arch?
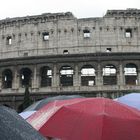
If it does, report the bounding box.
[124,63,138,85]
[81,65,96,86]
[20,68,32,87]
[40,66,52,87]
[2,69,13,88]
[59,65,74,86]
[102,64,117,85]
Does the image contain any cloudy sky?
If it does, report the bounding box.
[1,0,140,19]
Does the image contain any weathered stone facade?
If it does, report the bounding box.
[0,9,140,109]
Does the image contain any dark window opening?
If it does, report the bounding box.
[125,29,132,38]
[81,76,95,86]
[63,50,69,54]
[42,32,49,41]
[2,69,13,88]
[100,27,102,30]
[103,65,117,85]
[103,76,117,85]
[106,48,112,52]
[124,63,138,85]
[40,66,52,87]
[81,65,96,86]
[20,68,32,87]
[6,36,12,45]
[125,76,137,85]
[83,30,90,38]
[60,66,73,86]
[24,52,28,56]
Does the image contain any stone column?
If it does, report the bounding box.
[32,65,39,89]
[118,63,124,86]
[137,69,140,85]
[0,71,2,90]
[73,64,80,87]
[52,64,59,87]
[96,63,103,86]
[12,68,20,89]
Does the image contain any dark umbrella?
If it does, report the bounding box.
[0,106,46,140]
[24,95,83,111]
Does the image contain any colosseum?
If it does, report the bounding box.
[0,9,140,109]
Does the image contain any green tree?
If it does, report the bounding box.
[18,86,33,112]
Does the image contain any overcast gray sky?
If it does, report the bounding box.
[1,0,140,19]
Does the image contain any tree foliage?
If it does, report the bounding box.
[18,86,33,112]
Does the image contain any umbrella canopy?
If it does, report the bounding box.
[116,93,140,110]
[0,106,45,140]
[24,95,83,111]
[19,111,36,119]
[27,97,140,140]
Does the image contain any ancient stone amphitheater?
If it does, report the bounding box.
[0,9,140,109]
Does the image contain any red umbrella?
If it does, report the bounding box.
[27,98,140,140]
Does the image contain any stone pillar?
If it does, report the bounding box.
[0,72,2,90]
[52,64,59,87]
[73,64,80,87]
[36,72,40,88]
[12,68,20,89]
[137,69,140,85]
[118,63,124,86]
[96,63,103,86]
[32,65,39,89]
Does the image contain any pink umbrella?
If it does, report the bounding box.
[28,97,140,140]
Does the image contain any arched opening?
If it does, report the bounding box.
[20,68,32,87]
[81,65,96,86]
[60,66,73,86]
[40,66,52,87]
[124,63,138,85]
[2,69,13,88]
[103,64,117,85]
